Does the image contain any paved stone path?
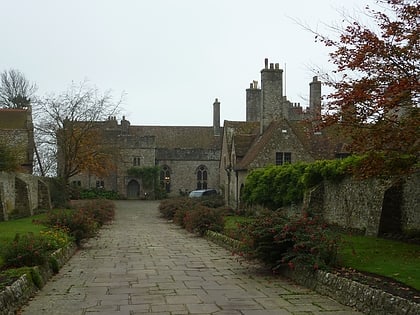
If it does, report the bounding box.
[21,201,363,315]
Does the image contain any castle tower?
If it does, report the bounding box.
[213,98,221,136]
[309,76,322,119]
[260,58,284,133]
[246,80,261,122]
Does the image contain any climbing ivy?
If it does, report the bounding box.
[242,157,351,209]
[127,166,161,190]
[241,153,418,210]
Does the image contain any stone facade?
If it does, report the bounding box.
[0,107,34,173]
[0,172,51,221]
[303,173,420,235]
[69,100,223,198]
[221,59,347,208]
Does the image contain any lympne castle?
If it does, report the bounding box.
[66,59,348,207]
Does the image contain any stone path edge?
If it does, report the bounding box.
[2,227,418,315]
[0,242,78,315]
[205,230,420,315]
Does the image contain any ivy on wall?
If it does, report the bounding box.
[241,154,418,210]
[127,166,161,191]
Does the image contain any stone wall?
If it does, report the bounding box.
[0,172,51,221]
[282,266,420,315]
[305,172,420,236]
[401,172,420,232]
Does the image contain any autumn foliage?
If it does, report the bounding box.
[316,0,419,172]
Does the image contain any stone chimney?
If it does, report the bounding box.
[213,98,221,136]
[309,76,321,119]
[260,58,284,133]
[246,80,261,122]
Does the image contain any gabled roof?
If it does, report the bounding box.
[234,119,349,170]
[223,120,260,159]
[233,134,256,158]
[129,126,222,150]
[0,108,29,129]
[288,120,349,160]
[235,120,282,169]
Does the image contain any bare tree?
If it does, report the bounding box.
[34,81,123,182]
[0,69,37,108]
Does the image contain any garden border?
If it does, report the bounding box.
[205,230,420,315]
[0,243,77,315]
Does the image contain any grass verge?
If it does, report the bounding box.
[223,216,420,290]
[339,235,420,290]
[0,214,48,267]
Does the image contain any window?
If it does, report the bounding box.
[196,165,208,190]
[72,180,81,187]
[335,153,350,159]
[133,157,141,166]
[160,165,171,193]
[275,152,292,165]
[96,180,104,189]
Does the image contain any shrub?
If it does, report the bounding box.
[183,206,226,236]
[44,209,99,245]
[77,188,120,200]
[1,233,50,268]
[199,195,225,208]
[242,159,351,209]
[39,227,73,250]
[73,199,115,225]
[238,210,339,271]
[159,197,198,220]
[276,212,339,271]
[238,210,291,264]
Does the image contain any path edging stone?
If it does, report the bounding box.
[205,230,420,315]
[0,243,77,315]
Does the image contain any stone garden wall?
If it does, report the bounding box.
[0,172,51,221]
[305,172,420,236]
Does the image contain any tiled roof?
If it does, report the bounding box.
[129,126,223,149]
[288,121,349,160]
[235,119,349,170]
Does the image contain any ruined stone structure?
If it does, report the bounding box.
[0,107,34,173]
[0,172,51,221]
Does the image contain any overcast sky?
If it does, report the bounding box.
[0,0,377,126]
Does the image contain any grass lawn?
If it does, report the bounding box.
[0,214,48,266]
[338,235,420,290]
[222,215,420,290]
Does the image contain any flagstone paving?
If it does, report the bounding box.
[21,200,363,314]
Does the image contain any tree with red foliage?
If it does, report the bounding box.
[316,0,419,169]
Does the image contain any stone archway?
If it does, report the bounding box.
[378,181,403,235]
[127,179,140,199]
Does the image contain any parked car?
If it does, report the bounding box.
[188,189,217,198]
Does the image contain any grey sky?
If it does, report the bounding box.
[0,0,376,126]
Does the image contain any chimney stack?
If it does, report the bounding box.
[213,98,221,136]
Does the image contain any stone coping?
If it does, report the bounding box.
[0,243,77,315]
[205,230,420,315]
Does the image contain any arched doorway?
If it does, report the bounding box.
[127,179,140,199]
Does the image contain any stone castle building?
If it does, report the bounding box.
[220,59,347,207]
[69,101,223,199]
[70,59,346,202]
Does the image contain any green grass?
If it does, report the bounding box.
[223,215,254,239]
[0,214,48,266]
[222,216,420,290]
[338,235,420,290]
